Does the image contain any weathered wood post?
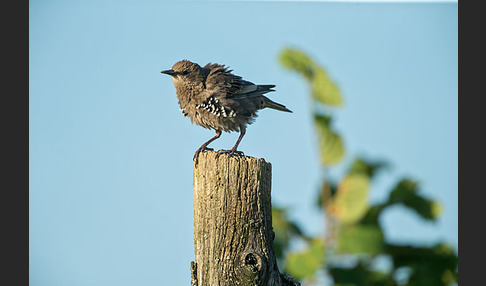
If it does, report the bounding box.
[191,151,299,286]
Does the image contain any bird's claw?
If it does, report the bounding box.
[193,147,214,165]
[215,149,244,159]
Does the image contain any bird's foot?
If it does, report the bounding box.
[215,149,244,159]
[193,147,214,165]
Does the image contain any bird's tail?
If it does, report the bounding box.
[262,96,293,113]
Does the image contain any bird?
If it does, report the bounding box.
[161,60,292,164]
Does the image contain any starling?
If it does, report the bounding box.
[161,60,292,163]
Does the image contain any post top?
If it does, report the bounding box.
[194,150,271,169]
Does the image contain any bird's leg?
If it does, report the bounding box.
[194,130,222,164]
[217,127,246,158]
[229,128,246,155]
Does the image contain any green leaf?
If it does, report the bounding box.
[316,180,338,209]
[349,157,389,179]
[360,178,441,225]
[284,238,325,281]
[359,203,388,225]
[311,68,343,106]
[385,243,458,285]
[337,225,384,255]
[388,179,443,221]
[315,115,345,166]
[329,262,396,286]
[330,173,370,224]
[279,47,343,106]
[279,48,316,80]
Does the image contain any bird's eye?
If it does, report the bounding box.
[181,71,189,75]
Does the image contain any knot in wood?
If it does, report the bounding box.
[236,251,268,285]
[245,253,261,273]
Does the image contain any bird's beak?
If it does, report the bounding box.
[161,69,176,76]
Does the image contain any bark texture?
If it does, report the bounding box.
[192,151,299,286]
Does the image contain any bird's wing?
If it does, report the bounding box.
[232,80,276,99]
[203,63,275,100]
[199,63,282,118]
[203,63,243,98]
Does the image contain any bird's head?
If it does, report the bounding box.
[161,60,201,83]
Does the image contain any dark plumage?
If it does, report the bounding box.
[161,59,292,163]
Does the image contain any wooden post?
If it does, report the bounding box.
[191,151,299,286]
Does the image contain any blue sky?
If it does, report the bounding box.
[29,1,457,285]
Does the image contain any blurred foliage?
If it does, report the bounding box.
[280,48,343,106]
[384,243,458,286]
[337,225,384,255]
[349,158,389,179]
[388,179,443,221]
[285,238,326,281]
[329,261,397,286]
[314,115,345,165]
[330,173,370,225]
[275,48,457,285]
[281,47,345,167]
